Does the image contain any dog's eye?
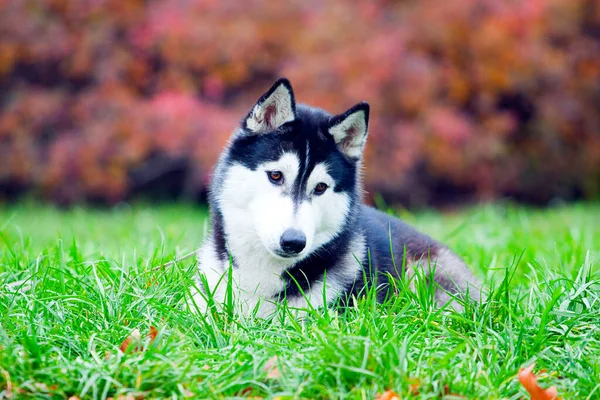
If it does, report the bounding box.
[267,171,284,185]
[314,182,328,195]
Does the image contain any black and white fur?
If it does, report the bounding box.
[192,78,482,317]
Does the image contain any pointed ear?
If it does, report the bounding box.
[328,102,370,159]
[243,78,296,134]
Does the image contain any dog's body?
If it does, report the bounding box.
[192,79,482,317]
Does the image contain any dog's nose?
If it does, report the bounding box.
[279,229,306,255]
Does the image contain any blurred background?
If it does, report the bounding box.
[1,0,599,208]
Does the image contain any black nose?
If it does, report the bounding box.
[279,229,306,255]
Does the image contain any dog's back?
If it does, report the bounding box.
[357,206,482,305]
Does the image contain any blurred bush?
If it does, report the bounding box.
[1,0,599,206]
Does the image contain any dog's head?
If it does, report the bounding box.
[213,78,369,265]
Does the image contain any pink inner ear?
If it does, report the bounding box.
[341,127,357,152]
[346,126,357,138]
[264,103,277,129]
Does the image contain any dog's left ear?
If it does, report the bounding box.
[244,78,296,134]
[328,102,370,160]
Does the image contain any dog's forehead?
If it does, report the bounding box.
[229,107,335,168]
[224,105,358,196]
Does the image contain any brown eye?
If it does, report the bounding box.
[267,171,284,184]
[314,182,328,195]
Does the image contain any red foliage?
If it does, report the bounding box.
[1,0,599,205]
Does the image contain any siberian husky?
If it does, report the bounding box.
[191,78,482,317]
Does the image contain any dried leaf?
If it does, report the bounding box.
[119,328,141,353]
[375,389,400,400]
[408,378,421,396]
[518,364,561,400]
[148,326,158,342]
[263,356,282,379]
[1,369,12,395]
[237,387,254,396]
[119,326,158,353]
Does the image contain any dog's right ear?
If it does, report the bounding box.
[243,78,296,134]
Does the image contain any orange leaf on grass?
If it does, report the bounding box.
[119,328,141,353]
[518,364,561,400]
[375,389,400,400]
[119,326,158,353]
[408,378,421,396]
[148,325,158,341]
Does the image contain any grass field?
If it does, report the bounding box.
[1,202,599,399]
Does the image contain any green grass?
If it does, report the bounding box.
[1,202,599,399]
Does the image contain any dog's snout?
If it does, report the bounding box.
[280,229,306,255]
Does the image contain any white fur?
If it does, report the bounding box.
[305,163,350,249]
[192,153,356,318]
[329,110,368,158]
[192,237,282,318]
[286,234,365,311]
[192,228,365,319]
[217,152,305,260]
[246,84,294,133]
[193,152,302,318]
